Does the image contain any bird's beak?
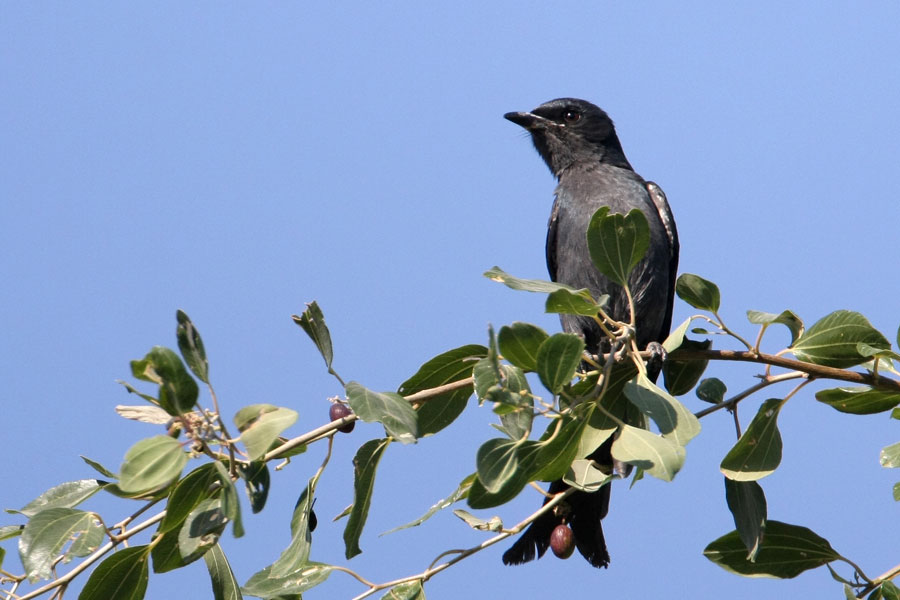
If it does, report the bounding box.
[504,111,545,130]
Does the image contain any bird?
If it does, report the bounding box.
[501,98,679,568]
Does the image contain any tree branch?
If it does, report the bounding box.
[16,510,166,600]
[671,349,900,392]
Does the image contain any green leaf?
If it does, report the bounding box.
[816,386,900,415]
[117,381,161,408]
[130,346,199,416]
[497,323,548,372]
[724,478,767,561]
[545,288,607,317]
[883,581,900,600]
[828,564,855,586]
[473,358,530,413]
[242,562,332,598]
[292,301,335,372]
[118,436,189,495]
[176,310,209,384]
[0,524,23,542]
[624,373,701,446]
[466,468,529,509]
[20,508,100,581]
[233,404,299,461]
[531,416,587,482]
[204,543,243,600]
[675,273,721,312]
[475,438,525,494]
[382,474,474,535]
[81,456,118,479]
[563,459,614,492]
[177,498,227,562]
[346,382,418,444]
[266,476,318,579]
[212,462,244,538]
[16,480,104,518]
[489,364,534,441]
[792,310,890,368]
[78,546,149,600]
[721,399,784,481]
[893,482,900,501]
[535,333,585,394]
[662,317,693,353]
[696,378,727,404]
[152,497,228,573]
[483,266,584,294]
[662,337,712,396]
[586,207,650,286]
[397,344,487,436]
[159,463,218,533]
[238,461,270,514]
[150,529,188,573]
[611,425,685,482]
[65,517,104,561]
[380,581,425,600]
[453,509,502,531]
[703,520,840,578]
[880,442,900,468]
[344,438,391,559]
[576,407,616,462]
[857,342,900,364]
[747,309,804,346]
[575,368,637,457]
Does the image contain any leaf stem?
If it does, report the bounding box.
[712,311,754,351]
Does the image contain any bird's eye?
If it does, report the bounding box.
[563,110,581,124]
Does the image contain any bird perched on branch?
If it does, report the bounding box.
[501,98,679,568]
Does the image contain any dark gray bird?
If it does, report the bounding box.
[501,98,679,568]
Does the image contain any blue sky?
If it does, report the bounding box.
[2,3,899,598]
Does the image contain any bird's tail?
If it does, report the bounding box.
[501,481,611,569]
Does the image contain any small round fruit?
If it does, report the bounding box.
[550,524,575,559]
[329,403,355,433]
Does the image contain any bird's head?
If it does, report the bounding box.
[504,98,632,178]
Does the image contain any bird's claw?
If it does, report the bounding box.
[645,341,667,372]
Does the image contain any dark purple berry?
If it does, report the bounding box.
[550,524,575,559]
[329,403,355,433]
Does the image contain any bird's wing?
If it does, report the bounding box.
[545,195,561,281]
[645,181,680,335]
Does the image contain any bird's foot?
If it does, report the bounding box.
[645,341,667,373]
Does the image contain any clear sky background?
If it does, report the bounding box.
[2,3,899,599]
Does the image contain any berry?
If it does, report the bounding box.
[329,403,355,433]
[550,524,575,559]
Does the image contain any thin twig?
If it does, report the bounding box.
[693,372,807,419]
[712,311,754,351]
[350,488,576,599]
